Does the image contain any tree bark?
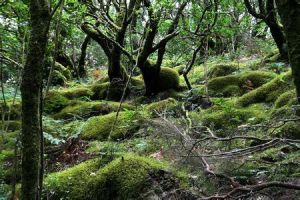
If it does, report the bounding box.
[275,0,300,103]
[265,0,288,60]
[78,36,90,78]
[20,0,50,199]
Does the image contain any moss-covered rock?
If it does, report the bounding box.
[81,111,140,141]
[236,71,293,107]
[44,155,169,200]
[91,82,110,100]
[207,71,276,97]
[53,100,134,120]
[274,90,297,109]
[44,91,70,114]
[157,67,180,92]
[145,98,180,116]
[207,63,238,78]
[59,87,93,100]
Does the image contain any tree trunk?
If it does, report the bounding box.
[265,0,288,60]
[78,36,90,78]
[21,0,50,199]
[275,0,300,103]
[140,61,160,96]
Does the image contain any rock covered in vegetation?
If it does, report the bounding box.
[157,67,180,92]
[146,98,180,116]
[53,100,134,120]
[44,91,70,114]
[236,71,293,106]
[207,63,239,78]
[44,155,184,200]
[81,111,141,141]
[59,87,93,100]
[207,71,276,97]
[50,62,72,86]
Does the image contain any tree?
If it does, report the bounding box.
[244,0,288,60]
[20,0,57,198]
[275,0,300,103]
[81,0,186,95]
[81,0,139,83]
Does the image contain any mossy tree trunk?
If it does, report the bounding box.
[78,36,90,78]
[21,0,50,199]
[275,0,300,103]
[136,1,186,95]
[81,0,138,83]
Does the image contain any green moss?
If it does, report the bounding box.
[87,155,167,200]
[55,62,71,79]
[207,63,238,78]
[53,100,134,120]
[59,87,93,100]
[157,67,180,92]
[207,71,276,97]
[199,103,268,131]
[81,111,140,141]
[0,131,18,151]
[52,70,67,86]
[236,71,293,107]
[272,122,300,139]
[274,90,297,109]
[44,158,105,199]
[44,155,168,200]
[131,77,144,88]
[0,102,21,120]
[44,91,70,114]
[91,82,110,100]
[145,98,179,116]
[174,65,186,75]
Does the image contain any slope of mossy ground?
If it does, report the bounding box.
[2,52,300,199]
[81,111,141,141]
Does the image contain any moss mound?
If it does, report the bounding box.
[55,62,71,80]
[44,91,70,114]
[91,82,110,100]
[207,63,238,78]
[145,98,179,116]
[236,71,293,107]
[157,67,180,92]
[197,103,267,131]
[207,71,276,97]
[81,111,140,141]
[44,155,168,200]
[274,90,297,109]
[59,87,93,100]
[53,100,134,120]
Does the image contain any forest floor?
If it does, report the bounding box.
[1,50,300,199]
